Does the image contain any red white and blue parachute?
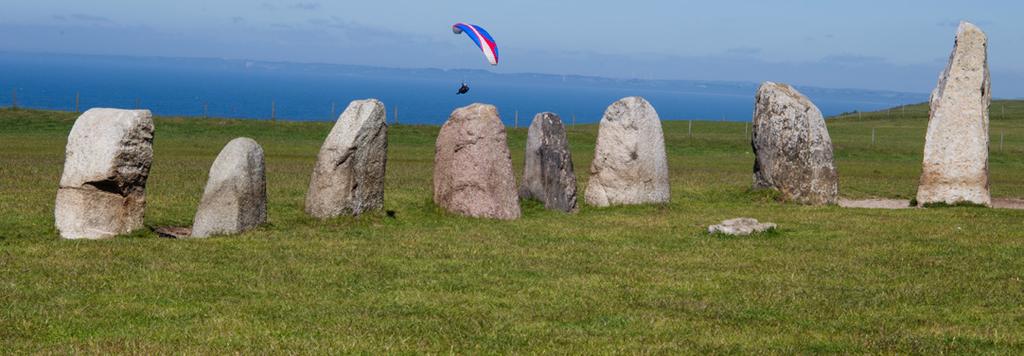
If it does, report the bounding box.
[452,23,498,66]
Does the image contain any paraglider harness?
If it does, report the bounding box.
[457,82,470,95]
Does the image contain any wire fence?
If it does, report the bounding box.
[1,87,431,125]
[4,87,1022,151]
[0,87,477,126]
[1,87,616,128]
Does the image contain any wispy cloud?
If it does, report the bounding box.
[305,16,429,45]
[936,19,994,28]
[69,14,115,24]
[289,2,321,10]
[819,54,887,65]
[231,16,246,24]
[802,33,836,43]
[52,13,115,24]
[725,47,761,56]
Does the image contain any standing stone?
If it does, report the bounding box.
[55,108,153,239]
[433,103,520,220]
[519,112,578,212]
[751,82,838,205]
[917,22,991,207]
[305,99,388,218]
[585,97,670,207]
[191,138,267,238]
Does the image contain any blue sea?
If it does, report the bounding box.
[0,52,927,125]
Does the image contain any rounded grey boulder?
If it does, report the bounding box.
[191,138,268,238]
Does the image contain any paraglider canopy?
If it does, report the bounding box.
[452,23,498,66]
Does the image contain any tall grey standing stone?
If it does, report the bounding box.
[585,97,670,207]
[751,82,838,205]
[55,108,153,239]
[191,138,267,238]
[519,112,578,212]
[305,99,388,218]
[433,103,520,220]
[917,22,991,207]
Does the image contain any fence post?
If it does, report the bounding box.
[688,120,692,139]
[871,128,876,146]
[744,123,748,139]
[1000,131,1005,152]
[394,106,399,125]
[271,100,276,122]
[204,102,209,118]
[514,110,518,129]
[331,101,336,118]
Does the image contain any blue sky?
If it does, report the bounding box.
[2,0,1023,96]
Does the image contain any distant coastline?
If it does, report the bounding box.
[0,51,930,124]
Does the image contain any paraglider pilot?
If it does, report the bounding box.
[451,23,496,96]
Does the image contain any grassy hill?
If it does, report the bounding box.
[2,102,1024,353]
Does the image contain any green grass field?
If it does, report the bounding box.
[2,102,1024,353]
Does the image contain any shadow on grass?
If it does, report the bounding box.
[915,199,990,209]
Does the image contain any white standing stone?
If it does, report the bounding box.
[305,99,388,218]
[585,97,670,207]
[917,22,991,207]
[55,108,154,239]
[191,138,267,238]
[751,82,838,205]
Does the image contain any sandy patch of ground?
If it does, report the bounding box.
[993,198,1024,209]
[838,198,913,209]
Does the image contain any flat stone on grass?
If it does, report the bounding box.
[708,218,777,236]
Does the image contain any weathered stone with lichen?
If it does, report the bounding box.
[191,138,267,238]
[585,97,670,207]
[916,22,991,207]
[55,108,154,239]
[751,82,838,205]
[708,218,776,235]
[519,112,578,212]
[434,103,520,220]
[306,99,388,218]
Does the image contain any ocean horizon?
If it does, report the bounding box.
[0,51,930,125]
